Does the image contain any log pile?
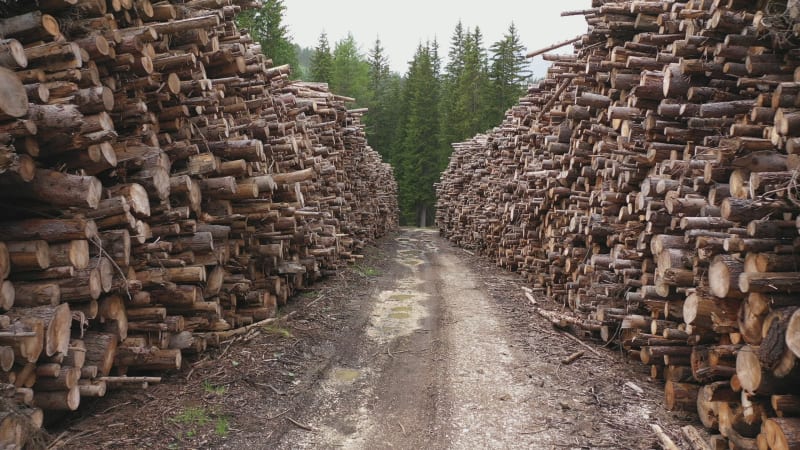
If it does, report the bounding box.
[437,0,800,448]
[0,0,397,446]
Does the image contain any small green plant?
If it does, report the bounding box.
[300,290,318,298]
[262,324,293,338]
[173,407,210,427]
[172,407,229,440]
[203,380,226,395]
[354,264,380,277]
[214,417,230,437]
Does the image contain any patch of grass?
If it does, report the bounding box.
[262,324,294,339]
[173,407,210,427]
[202,380,226,396]
[353,263,381,277]
[172,407,230,441]
[299,290,318,298]
[214,417,230,437]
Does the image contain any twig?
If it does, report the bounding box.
[198,310,298,343]
[286,417,316,432]
[650,424,680,450]
[268,408,291,420]
[561,351,584,365]
[306,294,325,308]
[558,330,604,358]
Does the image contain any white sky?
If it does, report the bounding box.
[283,0,590,77]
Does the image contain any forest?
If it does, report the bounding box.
[236,0,535,226]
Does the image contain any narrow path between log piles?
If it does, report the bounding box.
[258,228,691,450]
[57,228,693,449]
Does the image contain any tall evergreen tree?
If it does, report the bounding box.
[364,38,395,158]
[367,38,390,93]
[309,32,333,83]
[441,25,493,142]
[330,33,370,104]
[396,42,442,227]
[489,22,530,121]
[439,22,467,150]
[235,0,297,69]
[462,27,493,134]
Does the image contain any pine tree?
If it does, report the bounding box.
[489,22,530,122]
[330,33,370,104]
[235,0,297,70]
[367,38,390,93]
[364,38,395,158]
[396,42,442,226]
[438,22,467,150]
[309,32,333,83]
[457,27,492,135]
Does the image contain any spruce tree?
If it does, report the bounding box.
[235,0,297,70]
[364,38,395,158]
[439,22,467,150]
[330,33,370,104]
[396,43,442,226]
[310,32,333,83]
[489,22,530,121]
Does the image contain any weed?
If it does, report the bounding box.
[215,417,230,437]
[354,264,380,277]
[262,324,293,338]
[172,407,229,441]
[202,381,226,396]
[299,290,318,298]
[173,407,210,427]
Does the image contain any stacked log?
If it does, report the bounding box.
[0,0,397,446]
[437,0,800,448]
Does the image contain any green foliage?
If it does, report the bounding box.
[173,407,211,427]
[394,42,444,226]
[290,16,529,226]
[330,33,371,106]
[214,417,230,437]
[202,381,226,396]
[262,324,294,338]
[309,32,333,83]
[236,0,297,70]
[172,406,229,441]
[489,23,531,121]
[353,264,381,277]
[293,44,313,80]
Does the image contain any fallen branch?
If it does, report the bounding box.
[287,417,316,432]
[650,424,680,450]
[561,351,584,365]
[198,310,298,345]
[558,330,604,359]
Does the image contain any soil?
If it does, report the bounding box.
[46,228,697,449]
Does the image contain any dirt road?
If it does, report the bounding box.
[58,228,692,449]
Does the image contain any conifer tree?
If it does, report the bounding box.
[396,43,442,226]
[489,22,530,121]
[235,0,297,69]
[364,38,395,158]
[310,32,333,83]
[330,33,370,104]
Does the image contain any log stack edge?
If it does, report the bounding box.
[437,0,800,449]
[0,0,398,445]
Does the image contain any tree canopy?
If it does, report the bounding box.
[236,9,533,226]
[236,0,297,70]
